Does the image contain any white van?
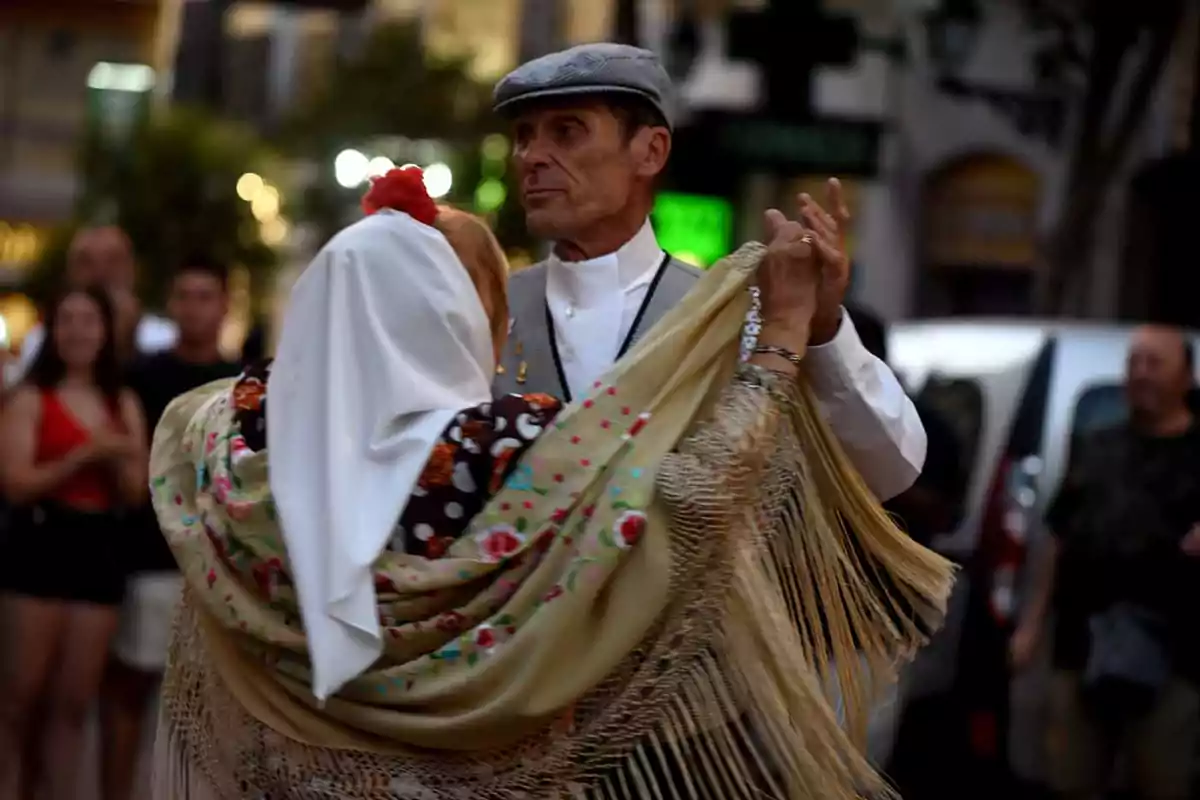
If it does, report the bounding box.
[886,319,1200,787]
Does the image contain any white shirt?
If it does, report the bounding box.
[7,314,178,388]
[545,220,926,500]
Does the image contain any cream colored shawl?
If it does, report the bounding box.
[150,243,954,799]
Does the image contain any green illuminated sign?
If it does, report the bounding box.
[652,192,733,269]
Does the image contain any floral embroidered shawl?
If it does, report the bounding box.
[149,243,954,799]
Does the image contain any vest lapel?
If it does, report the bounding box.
[493,264,565,398]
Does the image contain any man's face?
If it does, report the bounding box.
[66,227,135,290]
[168,270,228,345]
[1126,326,1191,418]
[510,100,658,241]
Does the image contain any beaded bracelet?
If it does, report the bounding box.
[752,344,804,369]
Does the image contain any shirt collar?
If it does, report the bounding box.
[546,219,664,308]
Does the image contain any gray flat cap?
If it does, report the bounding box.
[493,43,674,129]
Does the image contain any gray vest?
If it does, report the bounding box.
[493,256,702,399]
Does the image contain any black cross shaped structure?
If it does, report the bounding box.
[727,0,860,121]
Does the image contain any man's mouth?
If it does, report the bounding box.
[523,187,563,200]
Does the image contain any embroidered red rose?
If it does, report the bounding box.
[435,611,468,634]
[206,568,217,588]
[544,584,565,602]
[475,525,524,562]
[425,536,452,559]
[613,511,647,549]
[475,626,497,649]
[361,167,438,225]
[551,507,569,524]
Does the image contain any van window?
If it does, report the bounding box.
[916,376,985,476]
[1072,384,1127,438]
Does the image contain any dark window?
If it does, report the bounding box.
[1071,384,1126,438]
[917,375,985,478]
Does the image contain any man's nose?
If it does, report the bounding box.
[514,136,552,168]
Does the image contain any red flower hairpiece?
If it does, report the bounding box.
[361,167,438,226]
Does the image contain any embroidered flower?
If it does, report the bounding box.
[475,524,524,562]
[212,474,232,505]
[504,464,534,492]
[550,507,569,524]
[420,443,456,488]
[474,625,497,650]
[232,378,265,412]
[543,584,565,603]
[205,431,218,453]
[206,568,217,588]
[435,611,468,634]
[425,535,454,559]
[613,510,648,549]
[229,435,250,462]
[227,501,254,522]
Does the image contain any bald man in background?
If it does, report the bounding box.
[1013,325,1200,800]
[10,226,176,383]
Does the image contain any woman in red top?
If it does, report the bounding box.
[0,286,147,800]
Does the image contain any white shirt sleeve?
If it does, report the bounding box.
[803,310,927,500]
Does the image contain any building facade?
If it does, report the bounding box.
[0,0,165,343]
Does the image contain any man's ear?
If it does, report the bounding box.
[631,127,671,180]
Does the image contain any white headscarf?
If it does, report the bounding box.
[267,209,494,701]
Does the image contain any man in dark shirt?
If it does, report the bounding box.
[1011,325,1200,800]
[101,262,240,800]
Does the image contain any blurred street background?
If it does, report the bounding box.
[4,0,1200,798]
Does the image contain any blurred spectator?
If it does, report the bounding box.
[0,287,148,800]
[11,227,176,383]
[101,261,238,800]
[1012,325,1200,800]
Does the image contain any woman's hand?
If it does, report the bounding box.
[84,429,138,463]
[755,208,821,369]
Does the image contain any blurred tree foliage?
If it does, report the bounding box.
[25,106,278,311]
[1014,0,1187,314]
[279,20,533,253]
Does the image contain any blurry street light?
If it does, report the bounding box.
[251,185,281,221]
[237,172,264,202]
[423,162,453,199]
[335,148,370,188]
[367,156,396,178]
[87,62,156,93]
[261,217,289,246]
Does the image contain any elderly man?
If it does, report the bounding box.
[491,43,925,501]
[11,226,176,383]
